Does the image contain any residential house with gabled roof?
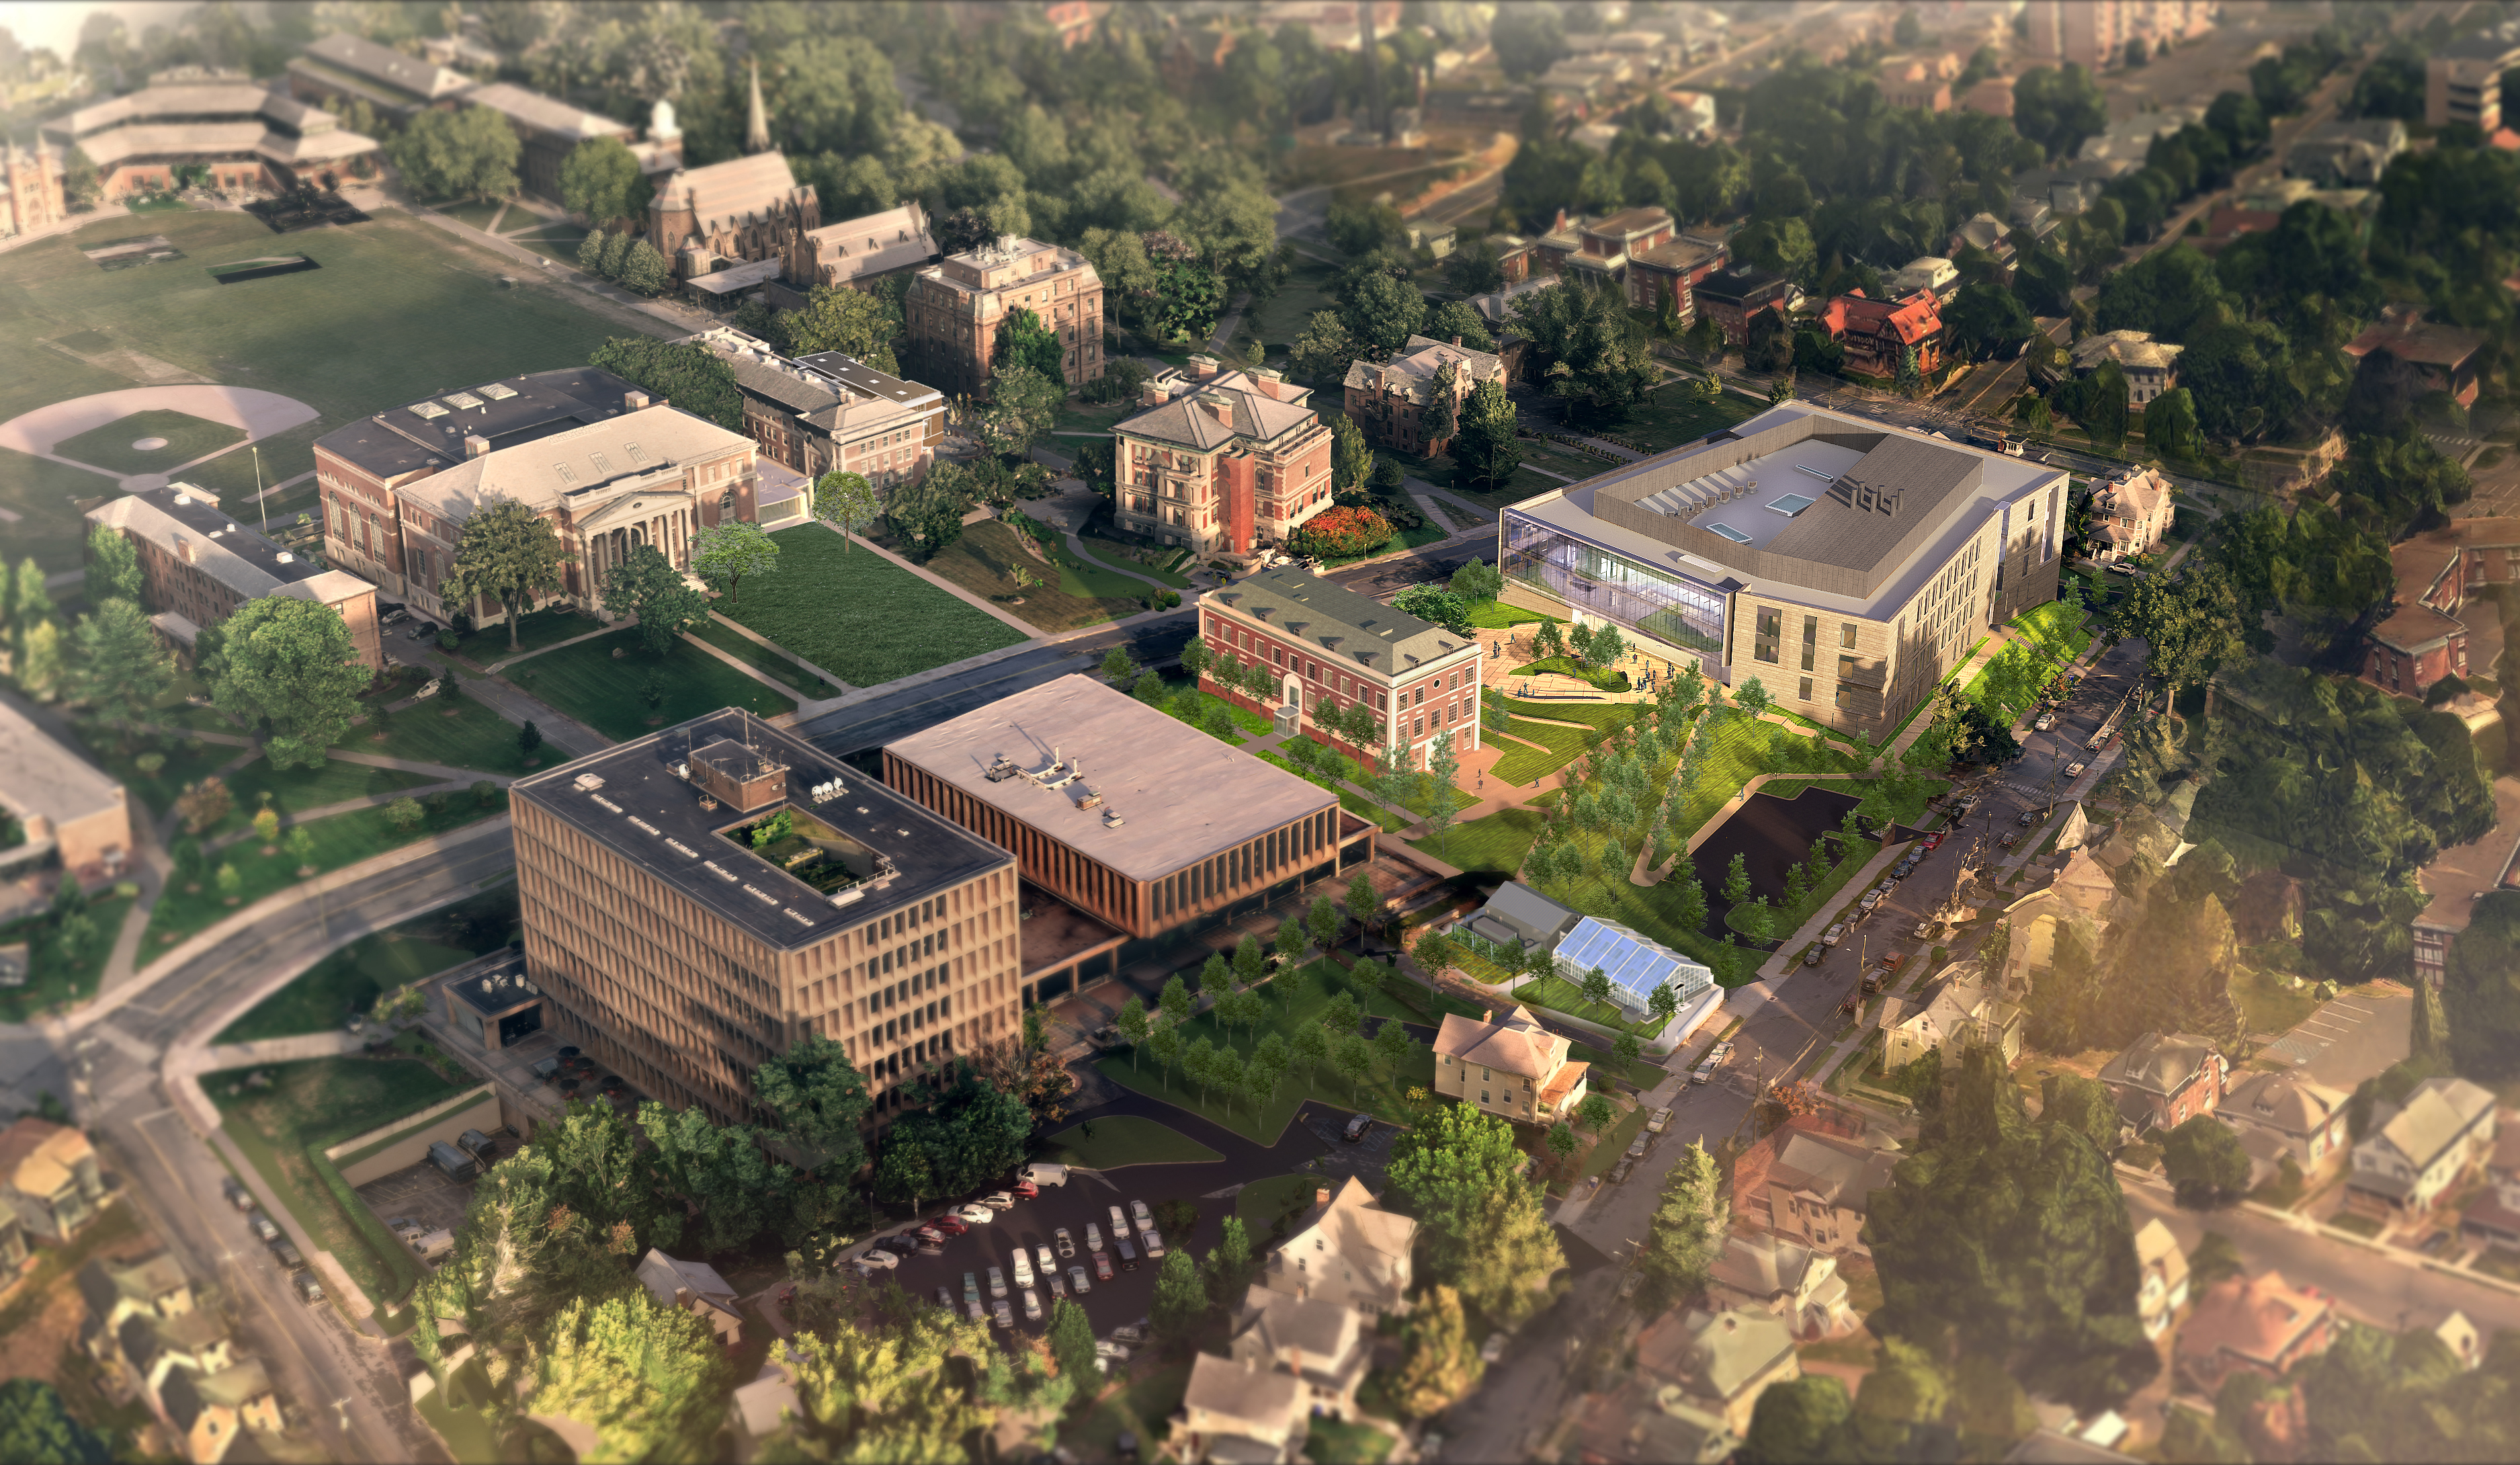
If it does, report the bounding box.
[2175,1270,2334,1393]
[1179,1351,1308,1464]
[2349,1076,2498,1215]
[1572,1382,1739,1465]
[2461,1125,2520,1247]
[2070,331,2185,405]
[1635,1308,1801,1437]
[2345,308,2488,407]
[1878,965,2023,1071]
[2097,1032,2227,1136]
[1114,360,1335,556]
[0,1116,108,1243]
[1728,1116,1896,1255]
[637,1248,745,1345]
[116,1306,237,1398]
[2134,1218,2189,1341]
[1819,290,1945,378]
[2085,467,2174,562]
[1255,1177,1416,1318]
[1228,1282,1370,1419]
[2216,1071,2351,1177]
[1343,334,1505,456]
[1706,1232,1856,1339]
[1433,1004,1589,1125]
[159,1357,280,1465]
[79,1253,198,1349]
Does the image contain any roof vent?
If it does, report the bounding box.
[1103,809,1126,827]
[274,551,294,563]
[172,493,192,507]
[573,773,606,792]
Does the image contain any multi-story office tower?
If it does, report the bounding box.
[883,676,1377,1000]
[1499,403,2069,735]
[511,710,1023,1122]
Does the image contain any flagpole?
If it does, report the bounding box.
[254,445,265,532]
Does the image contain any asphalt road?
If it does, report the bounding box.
[56,826,519,1464]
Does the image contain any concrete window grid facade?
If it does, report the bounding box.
[1197,605,1483,767]
[513,798,1021,1124]
[882,753,1346,940]
[903,239,1105,401]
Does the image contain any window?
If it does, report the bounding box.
[1801,616,1818,671]
[1754,608,1781,663]
[1800,676,1814,700]
[1840,622,1857,649]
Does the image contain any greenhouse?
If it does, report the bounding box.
[1550,916,1716,1017]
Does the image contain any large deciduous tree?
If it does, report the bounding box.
[529,1292,732,1462]
[0,1379,112,1465]
[782,285,902,374]
[388,104,520,202]
[601,543,708,656]
[1386,1102,1564,1327]
[2103,562,2249,694]
[690,520,780,604]
[751,1032,872,1172]
[444,497,571,653]
[206,596,369,769]
[811,470,881,546]
[993,306,1068,383]
[2444,890,2520,1081]
[1448,378,1524,491]
[558,136,651,226]
[1512,275,1658,422]
[589,337,744,432]
[1387,1284,1483,1417]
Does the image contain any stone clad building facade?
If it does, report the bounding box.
[904,235,1106,399]
[1111,360,1334,555]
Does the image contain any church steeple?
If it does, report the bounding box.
[743,58,771,155]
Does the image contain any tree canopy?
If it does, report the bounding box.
[444,497,572,653]
[206,595,370,769]
[601,543,709,656]
[558,136,651,226]
[589,337,743,432]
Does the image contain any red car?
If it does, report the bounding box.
[1923,831,1946,849]
[913,1225,949,1245]
[931,1215,970,1237]
[1093,1249,1114,1282]
[1010,1179,1040,1200]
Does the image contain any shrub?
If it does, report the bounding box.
[1290,506,1395,560]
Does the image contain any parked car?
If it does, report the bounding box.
[248,1213,280,1243]
[1011,1179,1039,1200]
[935,1286,956,1310]
[1013,1251,1034,1290]
[1069,1263,1091,1295]
[1624,1132,1650,1160]
[1085,1223,1104,1253]
[955,1204,995,1225]
[1142,1228,1166,1259]
[1710,1040,1734,1063]
[2017,808,2040,827]
[1646,1107,1672,1134]
[1691,1059,1718,1085]
[993,1300,1013,1329]
[933,1214,970,1237]
[1343,1113,1372,1141]
[2033,711,2056,731]
[981,1191,1017,1210]
[1093,1250,1113,1282]
[2000,831,2021,849]
[914,1225,948,1246]
[987,1265,1007,1299]
[1802,944,1822,966]
[1108,1205,1128,1236]
[1095,1340,1131,1363]
[963,1273,981,1305]
[916,1241,946,1257]
[1054,1227,1076,1259]
[967,1299,986,1323]
[2065,761,2087,778]
[1821,923,1847,946]
[1022,1288,1042,1323]
[1116,1233,1138,1269]
[1608,1157,1635,1185]
[1923,831,1946,849]
[1858,890,1884,911]
[1130,1200,1153,1231]
[1113,1324,1147,1346]
[1048,1271,1066,1299]
[222,1177,255,1212]
[290,1271,324,1304]
[877,1235,920,1256]
[1021,1163,1070,1188]
[269,1237,306,1269]
[1036,1244,1056,1279]
[855,1249,898,1272]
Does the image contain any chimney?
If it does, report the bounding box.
[176,534,197,564]
[675,1286,691,1308]
[1314,1185,1330,1207]
[1207,399,1234,427]
[464,435,490,458]
[624,389,651,411]
[1552,208,1568,237]
[1452,335,1462,348]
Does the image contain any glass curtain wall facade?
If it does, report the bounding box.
[1503,511,1728,656]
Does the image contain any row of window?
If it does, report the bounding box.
[1152,810,1339,920]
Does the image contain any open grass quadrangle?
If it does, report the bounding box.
[716,526,1029,685]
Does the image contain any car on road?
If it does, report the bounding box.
[269,1237,306,1269]
[987,1265,1007,1299]
[248,1213,280,1243]
[1646,1107,1672,1134]
[2033,711,2056,731]
[1085,1223,1103,1253]
[2000,831,2021,849]
[1821,922,1847,946]
[993,1300,1013,1329]
[1054,1227,1075,1259]
[1858,889,1884,911]
[1093,1250,1114,1282]
[1010,1179,1038,1200]
[955,1204,995,1225]
[1480,1332,1509,1364]
[855,1249,898,1271]
[1923,831,1946,849]
[1071,1264,1091,1295]
[1343,1113,1372,1141]
[290,1270,325,1303]
[982,1190,1017,1210]
[222,1177,255,1212]
[1624,1132,1650,1161]
[2065,761,2087,778]
[2018,808,2040,826]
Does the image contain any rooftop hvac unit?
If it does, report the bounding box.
[573,773,605,792]
[1102,809,1126,827]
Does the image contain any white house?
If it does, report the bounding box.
[2216,1071,2351,1177]
[2134,1218,2190,1341]
[1228,1284,1372,1419]
[2348,1077,2498,1216]
[1255,1177,1418,1318]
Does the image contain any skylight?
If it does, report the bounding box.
[1709,523,1753,544]
[479,382,518,400]
[1766,493,1816,517]
[443,390,483,410]
[410,401,448,420]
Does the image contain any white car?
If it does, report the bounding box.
[1646,1107,1672,1134]
[1109,1204,1128,1236]
[1480,1331,1508,1364]
[1070,1263,1091,1295]
[2033,711,2057,731]
[855,1249,898,1271]
[1095,1339,1130,1363]
[955,1204,995,1225]
[2065,760,2087,778]
[1085,1223,1104,1253]
[1013,1251,1035,1290]
[1022,1288,1042,1323]
[987,1265,1007,1299]
[1142,1228,1166,1259]
[1036,1244,1056,1278]
[1821,923,1846,946]
[981,1191,1017,1210]
[1054,1227,1076,1259]
[1131,1200,1153,1232]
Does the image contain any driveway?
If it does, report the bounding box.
[2261,985,2411,1092]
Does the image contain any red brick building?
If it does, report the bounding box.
[2345,310,2488,409]
[2097,1031,2228,1134]
[1625,235,1728,317]
[1341,335,1505,456]
[2363,516,2520,700]
[1691,267,1792,346]
[1199,566,1482,769]
[902,235,1105,401]
[1112,360,1332,556]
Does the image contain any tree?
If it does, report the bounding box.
[1447,376,1525,491]
[811,471,880,546]
[1544,1122,1579,1169]
[528,1293,729,1461]
[993,306,1068,383]
[1204,1214,1254,1300]
[66,598,172,740]
[1387,1284,1482,1417]
[1307,895,1343,953]
[1424,300,1497,354]
[208,597,368,770]
[2160,1115,2252,1208]
[1372,1015,1416,1080]
[589,337,743,433]
[1152,1246,1207,1344]
[975,363,1064,457]
[1276,917,1308,969]
[2143,386,2203,460]
[558,136,650,226]
[786,285,902,374]
[388,103,520,201]
[443,497,571,652]
[1744,1375,1853,1465]
[1423,731,1462,853]
[2443,890,2520,1081]
[1514,274,1658,421]
[1345,872,1380,931]
[1386,1102,1564,1325]
[1046,1297,1098,1396]
[1159,972,1194,1032]
[83,522,140,608]
[0,1380,112,1465]
[175,778,232,836]
[691,521,780,604]
[1637,1138,1724,1309]
[1865,1047,2158,1410]
[2015,65,2109,161]
[601,543,709,656]
[617,239,671,297]
[1342,269,1429,358]
[1292,311,1359,386]
[2105,563,2248,694]
[1579,966,1613,1009]
[1114,995,1151,1072]
[752,1032,872,1171]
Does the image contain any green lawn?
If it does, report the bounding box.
[505,628,796,741]
[1465,599,1555,628]
[215,884,519,1043]
[1513,972,1656,1036]
[356,690,572,777]
[82,731,241,819]
[716,526,1029,683]
[1490,716,1596,786]
[919,519,1140,633]
[0,894,136,1023]
[0,208,627,576]
[1570,1103,1649,1185]
[1411,804,1544,875]
[1305,1417,1397,1464]
[177,421,325,513]
[149,790,507,948]
[1096,959,1440,1144]
[1040,1116,1224,1170]
[458,605,609,665]
[210,755,435,838]
[430,198,507,232]
[208,1040,474,1312]
[1235,1173,1325,1237]
[1046,535,1171,601]
[1498,697,1640,732]
[1068,1361,1191,1462]
[686,616,841,698]
[52,408,243,474]
[1081,533,1193,589]
[1605,385,1759,452]
[1570,1038,1669,1091]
